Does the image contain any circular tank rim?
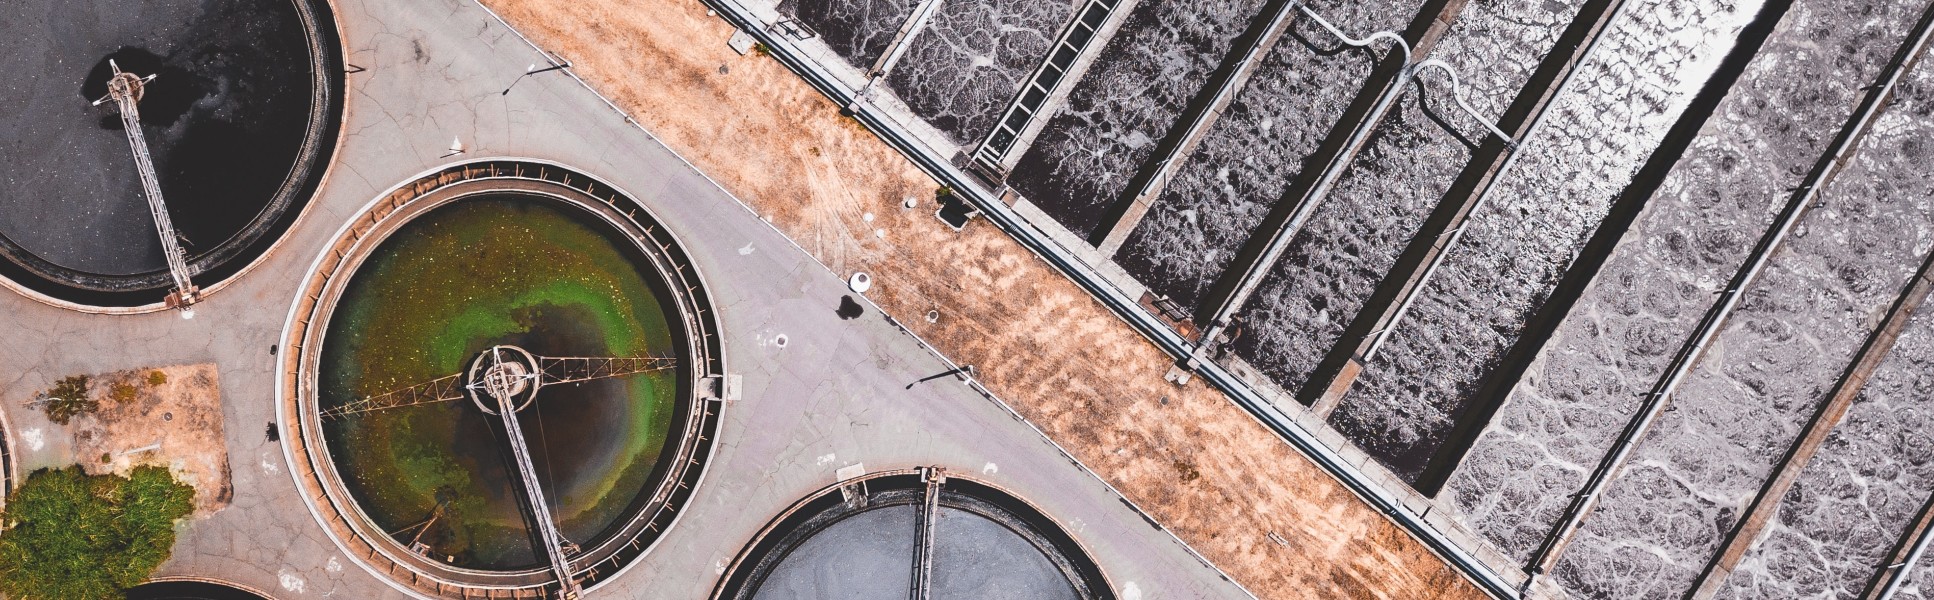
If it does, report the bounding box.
[129,576,280,600]
[710,468,1118,600]
[277,160,726,599]
[0,0,349,313]
[0,384,16,514]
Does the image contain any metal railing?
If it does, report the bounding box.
[971,0,1120,166]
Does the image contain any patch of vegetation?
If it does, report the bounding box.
[936,185,955,199]
[1172,458,1201,484]
[108,382,139,404]
[0,466,195,600]
[146,371,168,386]
[41,375,95,425]
[751,41,770,56]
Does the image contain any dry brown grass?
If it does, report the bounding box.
[478,0,1487,597]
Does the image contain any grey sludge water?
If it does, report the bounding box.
[1552,11,1934,595]
[781,0,920,68]
[1441,0,1917,577]
[884,0,1072,146]
[748,504,1082,600]
[1338,0,1766,485]
[751,506,918,600]
[1115,0,1410,313]
[1008,0,1267,240]
[1246,0,1585,451]
[1720,309,1934,598]
[931,507,1081,600]
[1229,90,1471,407]
[1343,0,1760,507]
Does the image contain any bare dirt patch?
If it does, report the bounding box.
[68,364,231,516]
[477,0,1488,597]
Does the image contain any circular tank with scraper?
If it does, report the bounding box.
[714,469,1118,600]
[0,0,343,308]
[283,162,724,598]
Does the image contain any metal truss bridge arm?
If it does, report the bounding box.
[98,61,199,310]
[318,355,676,421]
[318,374,466,421]
[484,350,583,599]
[537,355,678,386]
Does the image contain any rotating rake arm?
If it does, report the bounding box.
[94,60,200,311]
[536,355,678,386]
[481,349,584,598]
[318,373,465,421]
[317,354,677,421]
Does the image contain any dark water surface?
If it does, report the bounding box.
[1009,0,1268,239]
[319,196,679,570]
[781,0,920,68]
[0,0,326,278]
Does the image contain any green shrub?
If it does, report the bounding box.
[0,466,194,600]
[108,382,139,404]
[146,371,167,387]
[42,376,95,425]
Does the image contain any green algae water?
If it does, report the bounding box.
[319,195,680,570]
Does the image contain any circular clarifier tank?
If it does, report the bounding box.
[321,196,679,569]
[286,162,723,597]
[0,0,342,307]
[714,470,1117,600]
